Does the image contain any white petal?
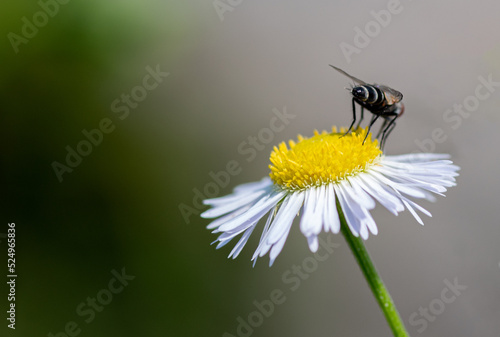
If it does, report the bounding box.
[233,177,273,194]
[251,206,278,265]
[266,192,305,245]
[368,170,427,199]
[363,212,378,235]
[402,199,423,225]
[357,205,378,236]
[421,190,437,203]
[201,189,267,218]
[264,192,304,265]
[359,224,369,240]
[357,173,404,215]
[372,165,449,195]
[228,225,256,259]
[401,196,432,221]
[307,235,319,253]
[335,185,361,236]
[257,206,276,246]
[386,153,451,162]
[300,188,316,236]
[323,184,340,233]
[269,229,290,266]
[207,205,251,230]
[343,178,375,210]
[300,186,324,238]
[217,191,285,232]
[203,178,271,207]
[338,182,377,239]
[313,185,327,235]
[254,197,290,258]
[406,198,432,218]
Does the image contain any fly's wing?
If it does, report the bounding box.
[376,84,403,104]
[329,65,367,85]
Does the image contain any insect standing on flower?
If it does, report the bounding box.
[330,65,404,150]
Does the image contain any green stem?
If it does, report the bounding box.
[337,202,410,337]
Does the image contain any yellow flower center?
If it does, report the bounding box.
[269,127,382,191]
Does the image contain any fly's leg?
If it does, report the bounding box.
[342,98,357,137]
[376,118,388,139]
[355,106,364,130]
[363,113,380,144]
[379,115,398,150]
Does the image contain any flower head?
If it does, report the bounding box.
[201,127,459,266]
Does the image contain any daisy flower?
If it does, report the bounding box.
[201,127,459,266]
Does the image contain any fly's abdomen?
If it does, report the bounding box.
[352,85,385,105]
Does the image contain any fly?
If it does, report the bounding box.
[330,65,404,150]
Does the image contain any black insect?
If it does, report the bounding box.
[330,65,404,150]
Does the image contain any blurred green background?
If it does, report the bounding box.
[1,1,500,336]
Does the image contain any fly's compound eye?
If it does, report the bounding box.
[352,86,369,101]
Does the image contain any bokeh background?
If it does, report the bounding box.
[1,1,500,336]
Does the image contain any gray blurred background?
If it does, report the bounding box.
[1,0,499,336]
